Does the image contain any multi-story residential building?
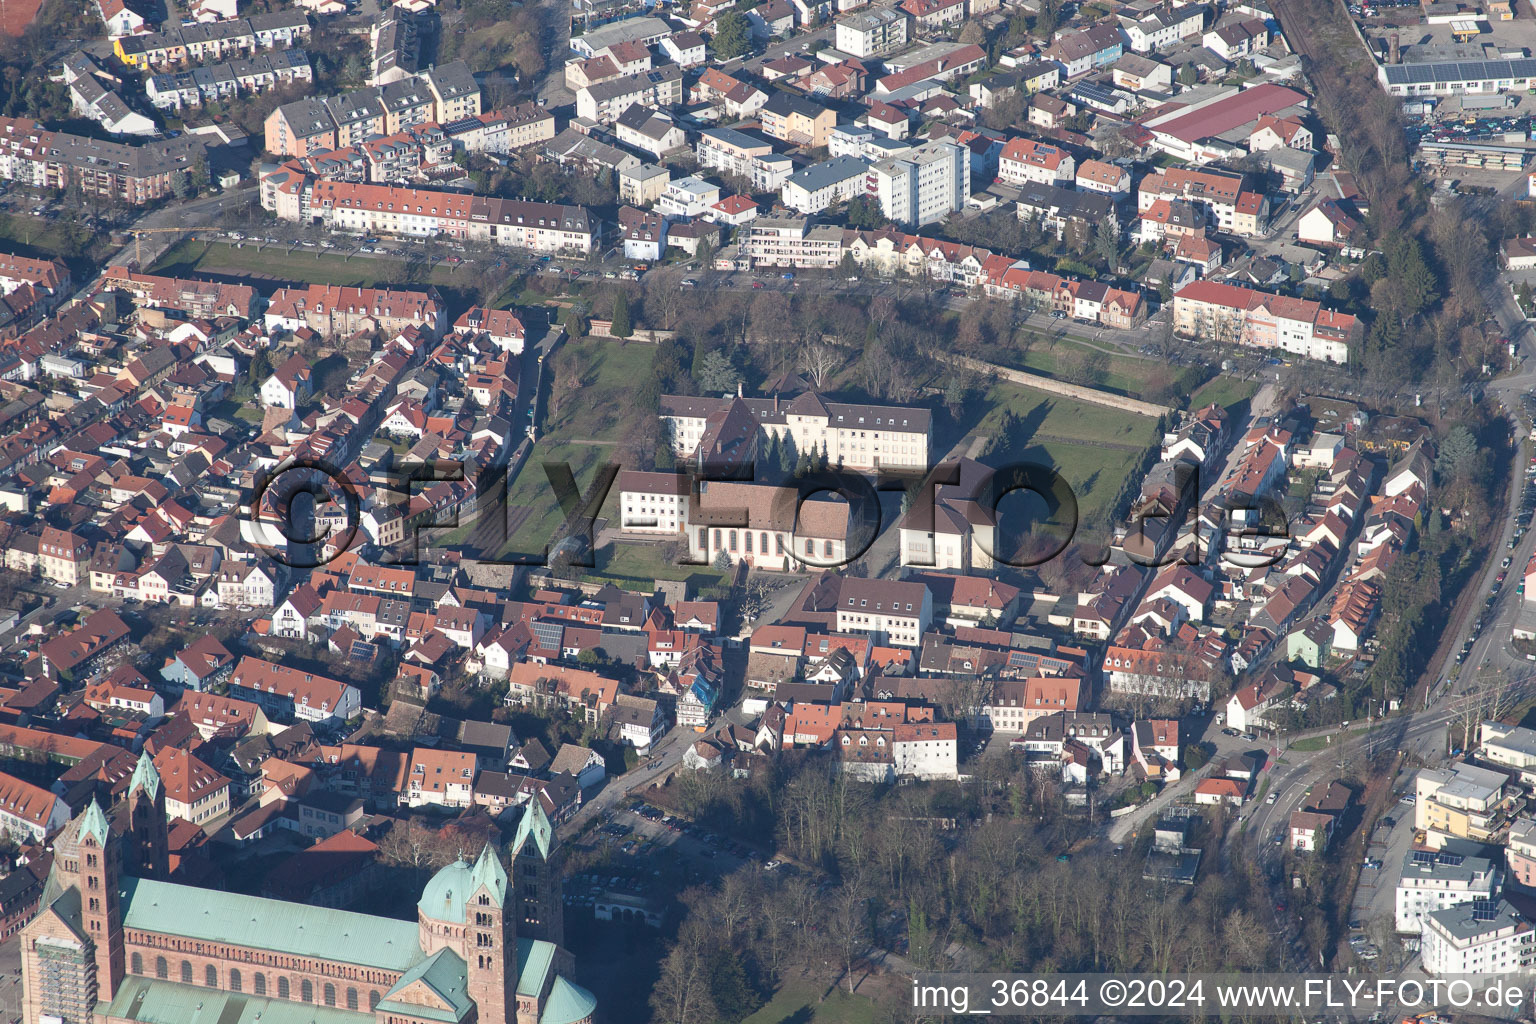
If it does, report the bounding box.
[440,104,554,154]
[0,116,208,204]
[998,137,1075,186]
[101,267,257,319]
[1172,280,1360,364]
[504,662,619,723]
[146,51,313,110]
[826,577,933,648]
[112,10,311,66]
[660,391,932,472]
[835,7,908,57]
[38,527,91,586]
[619,162,670,205]
[574,65,684,123]
[739,214,845,268]
[782,155,869,214]
[228,656,362,726]
[1076,158,1131,196]
[866,140,969,227]
[899,0,964,34]
[153,746,231,825]
[1421,899,1534,975]
[263,63,479,155]
[1047,22,1124,77]
[264,283,446,338]
[0,772,69,842]
[760,91,836,148]
[405,748,477,808]
[894,722,958,778]
[261,174,595,253]
[1118,3,1205,52]
[266,98,337,156]
[1509,818,1536,888]
[1137,166,1269,235]
[1396,847,1501,934]
[1415,763,1515,849]
[695,126,791,190]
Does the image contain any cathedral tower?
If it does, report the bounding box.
[76,798,125,1007]
[127,750,168,879]
[509,799,563,949]
[463,844,514,1024]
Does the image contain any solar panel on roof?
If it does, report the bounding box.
[1412,850,1437,865]
[1470,900,1500,922]
[1438,852,1464,866]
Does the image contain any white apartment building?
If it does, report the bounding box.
[617,471,688,534]
[894,722,958,779]
[1118,5,1205,52]
[0,773,69,843]
[1480,721,1536,786]
[696,126,792,191]
[740,214,847,269]
[866,139,969,227]
[782,155,870,214]
[998,137,1075,187]
[1395,848,1502,934]
[1415,763,1513,849]
[1421,899,1534,976]
[830,577,933,648]
[660,390,932,472]
[574,65,684,123]
[836,7,908,57]
[657,175,721,218]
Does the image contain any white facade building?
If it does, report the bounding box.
[1421,899,1534,975]
[866,140,969,227]
[1395,849,1501,935]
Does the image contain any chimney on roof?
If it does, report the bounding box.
[1389,33,1400,63]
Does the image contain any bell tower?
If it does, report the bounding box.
[510,799,563,949]
[78,799,125,1004]
[127,750,168,879]
[463,844,514,1024]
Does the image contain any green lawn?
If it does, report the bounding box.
[150,239,485,291]
[1189,375,1259,415]
[597,539,730,588]
[975,379,1159,447]
[741,982,883,1024]
[542,338,657,444]
[1289,726,1368,752]
[972,379,1160,524]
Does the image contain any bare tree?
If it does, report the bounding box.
[799,339,842,390]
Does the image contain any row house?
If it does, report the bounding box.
[978,258,1147,328]
[261,172,594,254]
[1172,280,1360,364]
[146,51,313,110]
[113,9,311,67]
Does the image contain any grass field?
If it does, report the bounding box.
[971,379,1160,526]
[541,339,656,444]
[1189,375,1259,415]
[491,338,661,558]
[1289,726,1368,752]
[150,239,485,292]
[741,982,883,1024]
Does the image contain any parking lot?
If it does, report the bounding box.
[1347,792,1418,970]
[564,804,768,922]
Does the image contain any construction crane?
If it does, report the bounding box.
[128,227,204,268]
